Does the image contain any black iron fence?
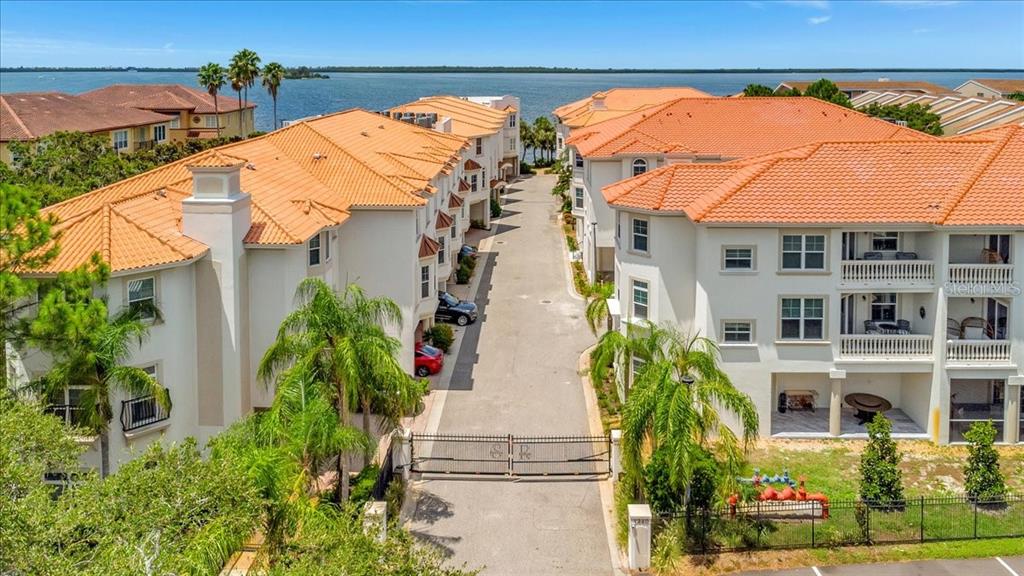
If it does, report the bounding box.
[120,391,171,432]
[657,495,1024,553]
[44,404,88,428]
[410,433,611,476]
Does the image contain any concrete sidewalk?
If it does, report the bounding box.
[402,174,615,575]
[737,555,1024,576]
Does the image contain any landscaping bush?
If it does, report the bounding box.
[963,420,1007,502]
[490,198,502,218]
[348,465,379,510]
[519,161,535,175]
[470,218,486,229]
[571,261,590,296]
[456,260,473,284]
[424,324,454,353]
[644,447,683,515]
[859,413,905,506]
[566,234,579,252]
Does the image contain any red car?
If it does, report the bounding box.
[414,342,444,377]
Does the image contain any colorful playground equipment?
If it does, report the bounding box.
[729,469,830,518]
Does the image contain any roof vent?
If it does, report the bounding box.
[360,130,369,137]
[155,188,167,198]
[245,162,256,170]
[313,152,325,161]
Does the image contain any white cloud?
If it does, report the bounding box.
[808,15,832,24]
[782,0,830,9]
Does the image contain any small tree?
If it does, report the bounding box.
[802,78,852,108]
[1006,91,1024,102]
[742,83,774,97]
[963,420,1006,503]
[859,413,904,506]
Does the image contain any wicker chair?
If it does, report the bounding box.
[947,318,962,339]
[982,248,1005,264]
[960,316,995,340]
[897,319,911,333]
[864,320,880,334]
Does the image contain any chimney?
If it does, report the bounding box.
[591,92,608,111]
[434,116,453,134]
[180,155,252,428]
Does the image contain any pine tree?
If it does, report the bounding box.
[859,413,905,506]
[963,420,1007,503]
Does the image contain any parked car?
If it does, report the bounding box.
[435,291,478,326]
[457,244,478,262]
[414,342,444,377]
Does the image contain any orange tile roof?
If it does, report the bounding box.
[568,97,932,159]
[419,235,440,258]
[389,96,507,138]
[36,109,467,273]
[777,80,948,94]
[448,193,464,208]
[80,84,255,114]
[964,79,1024,95]
[1,92,173,141]
[603,125,1024,227]
[553,87,711,129]
[436,210,453,229]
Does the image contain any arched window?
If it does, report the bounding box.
[632,158,648,177]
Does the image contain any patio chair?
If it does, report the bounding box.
[895,251,918,260]
[946,318,962,339]
[897,319,911,333]
[863,251,884,260]
[864,320,880,334]
[982,248,1005,264]
[960,316,995,340]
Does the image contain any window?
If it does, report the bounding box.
[723,321,753,343]
[631,355,646,378]
[723,247,754,270]
[112,130,128,151]
[872,232,899,252]
[631,279,649,320]
[475,138,483,155]
[871,293,897,322]
[322,231,331,262]
[575,153,584,169]
[308,234,321,266]
[205,115,219,128]
[632,158,648,177]
[508,114,516,127]
[438,235,446,264]
[169,116,180,129]
[128,277,156,320]
[451,224,457,239]
[420,266,431,299]
[135,127,148,141]
[153,125,166,142]
[780,297,825,340]
[631,217,649,253]
[574,187,584,209]
[781,234,826,270]
[471,175,478,192]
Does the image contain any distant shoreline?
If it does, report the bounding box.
[3,66,1022,74]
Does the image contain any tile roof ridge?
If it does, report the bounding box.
[937,126,1017,225]
[0,94,34,138]
[687,158,782,222]
[107,203,198,259]
[101,204,112,264]
[298,120,419,199]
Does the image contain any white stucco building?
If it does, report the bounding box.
[602,125,1024,445]
[10,109,472,474]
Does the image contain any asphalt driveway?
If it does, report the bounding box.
[403,174,615,575]
[737,555,1024,576]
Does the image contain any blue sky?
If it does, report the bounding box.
[1,0,1021,68]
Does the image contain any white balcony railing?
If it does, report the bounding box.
[946,340,1012,364]
[839,335,933,359]
[840,260,934,286]
[948,264,1014,285]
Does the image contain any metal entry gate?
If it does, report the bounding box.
[411,433,610,476]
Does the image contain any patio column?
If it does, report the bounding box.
[829,369,846,437]
[1006,376,1022,444]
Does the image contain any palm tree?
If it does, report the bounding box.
[258,279,419,501]
[585,282,615,336]
[519,122,534,162]
[261,62,286,130]
[230,49,261,136]
[197,63,227,137]
[36,305,169,477]
[591,322,758,502]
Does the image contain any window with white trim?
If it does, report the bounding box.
[631,355,646,378]
[780,297,825,340]
[631,279,649,320]
[574,187,584,209]
[420,265,431,299]
[574,153,584,169]
[781,234,826,270]
[205,115,219,128]
[112,130,128,151]
[153,125,166,142]
[723,247,754,270]
[631,217,649,253]
[632,158,648,177]
[451,223,457,239]
[308,234,321,266]
[438,235,446,264]
[872,232,899,252]
[471,175,478,192]
[169,116,180,129]
[323,231,331,262]
[871,293,897,322]
[723,321,753,343]
[128,277,156,320]
[475,138,483,155]
[508,114,516,127]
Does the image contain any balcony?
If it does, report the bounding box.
[135,140,157,151]
[120,391,171,432]
[45,404,88,427]
[946,340,1012,365]
[948,264,1014,287]
[840,260,934,289]
[839,334,933,360]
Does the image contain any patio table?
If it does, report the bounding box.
[844,393,892,425]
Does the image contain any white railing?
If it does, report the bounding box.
[839,335,933,358]
[946,340,1012,363]
[948,264,1014,285]
[840,260,934,285]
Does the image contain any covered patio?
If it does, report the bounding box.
[771,405,926,438]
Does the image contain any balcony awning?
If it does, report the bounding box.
[490,179,506,190]
[458,178,471,192]
[448,193,464,209]
[464,158,482,171]
[419,235,441,259]
[436,210,453,229]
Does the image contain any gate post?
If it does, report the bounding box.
[393,428,412,480]
[610,429,622,480]
[628,504,652,571]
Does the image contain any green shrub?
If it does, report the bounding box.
[470,218,486,229]
[519,161,535,174]
[571,261,589,296]
[456,261,472,284]
[490,198,502,218]
[566,234,579,252]
[463,254,477,270]
[424,324,454,353]
[385,477,405,523]
[859,413,905,506]
[963,420,1007,502]
[349,465,379,510]
[644,447,683,515]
